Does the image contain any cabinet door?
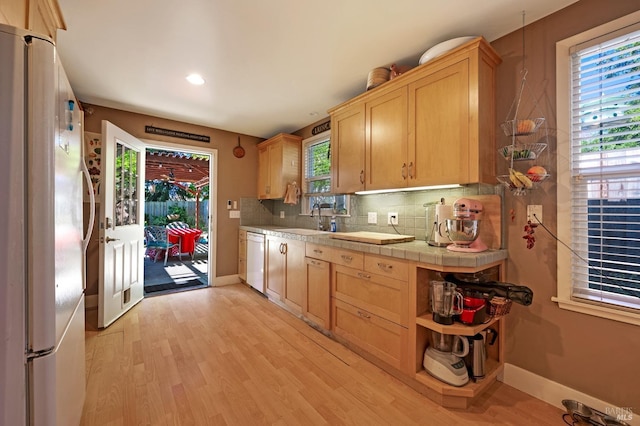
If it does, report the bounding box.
[257,145,271,199]
[366,87,408,190]
[408,59,470,186]
[265,236,285,299]
[267,142,285,198]
[331,103,365,193]
[283,239,306,314]
[305,258,330,330]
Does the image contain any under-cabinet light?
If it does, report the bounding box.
[355,184,462,195]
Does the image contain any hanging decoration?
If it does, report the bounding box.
[496,11,551,196]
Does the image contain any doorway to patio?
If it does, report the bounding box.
[143,145,213,296]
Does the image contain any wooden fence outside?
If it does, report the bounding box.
[145,201,209,229]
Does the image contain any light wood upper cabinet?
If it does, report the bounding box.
[257,133,301,200]
[0,0,65,40]
[366,87,408,190]
[328,37,501,192]
[330,103,365,193]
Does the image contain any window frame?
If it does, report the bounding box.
[555,10,640,326]
[300,130,350,216]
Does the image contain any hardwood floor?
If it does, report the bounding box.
[82,284,563,425]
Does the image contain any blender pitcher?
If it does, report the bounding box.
[430,280,463,325]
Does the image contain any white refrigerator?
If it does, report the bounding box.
[0,23,93,425]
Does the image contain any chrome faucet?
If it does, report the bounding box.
[311,203,324,230]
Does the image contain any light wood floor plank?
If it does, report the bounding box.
[82,284,564,425]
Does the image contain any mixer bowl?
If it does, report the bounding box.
[445,219,480,246]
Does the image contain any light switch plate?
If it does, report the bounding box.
[280,211,285,219]
[229,210,240,219]
[368,212,377,224]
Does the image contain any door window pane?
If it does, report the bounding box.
[114,141,139,226]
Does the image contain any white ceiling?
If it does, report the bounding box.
[56,0,578,139]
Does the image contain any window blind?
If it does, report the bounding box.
[570,28,640,311]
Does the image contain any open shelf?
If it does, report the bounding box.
[415,314,501,336]
[415,358,502,398]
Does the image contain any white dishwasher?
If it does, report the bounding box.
[246,232,265,293]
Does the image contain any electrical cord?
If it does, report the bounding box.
[531,213,639,300]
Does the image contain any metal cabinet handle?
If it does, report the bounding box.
[105,236,119,243]
[357,272,371,279]
[282,243,288,255]
[359,170,365,184]
[279,243,284,254]
[357,310,371,319]
[314,249,323,254]
[341,255,353,262]
[377,262,393,271]
[408,161,414,179]
[310,260,322,266]
[401,163,407,179]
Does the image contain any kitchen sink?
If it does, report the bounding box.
[278,228,330,236]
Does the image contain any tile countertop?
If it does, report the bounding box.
[240,226,508,269]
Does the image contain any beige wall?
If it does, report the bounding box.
[492,0,640,407]
[82,104,263,281]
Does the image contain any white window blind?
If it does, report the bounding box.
[569,28,640,311]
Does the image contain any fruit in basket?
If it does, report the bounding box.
[509,168,533,189]
[517,119,536,134]
[527,165,548,182]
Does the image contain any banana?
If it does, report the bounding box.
[510,168,533,189]
[509,168,523,188]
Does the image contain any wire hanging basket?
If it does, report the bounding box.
[497,12,550,196]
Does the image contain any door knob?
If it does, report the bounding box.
[105,236,120,243]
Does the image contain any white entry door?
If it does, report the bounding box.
[98,121,146,328]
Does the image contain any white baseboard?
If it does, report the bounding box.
[85,294,98,309]
[212,274,242,287]
[500,363,636,424]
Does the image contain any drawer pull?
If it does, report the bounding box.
[314,249,323,254]
[310,260,321,266]
[377,262,393,271]
[341,255,353,262]
[357,310,371,319]
[357,272,371,279]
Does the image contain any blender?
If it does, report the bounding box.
[445,198,488,253]
[423,331,469,386]
[430,280,463,325]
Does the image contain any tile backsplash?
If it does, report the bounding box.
[241,184,504,243]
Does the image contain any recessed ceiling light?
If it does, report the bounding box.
[186,74,205,85]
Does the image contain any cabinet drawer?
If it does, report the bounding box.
[330,248,364,269]
[364,254,408,281]
[333,299,407,372]
[332,264,408,326]
[305,243,333,262]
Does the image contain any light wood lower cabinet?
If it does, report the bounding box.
[304,257,330,330]
[331,254,410,373]
[265,235,305,314]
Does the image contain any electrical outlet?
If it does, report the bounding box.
[368,212,377,224]
[388,212,398,225]
[527,205,543,223]
[279,211,285,219]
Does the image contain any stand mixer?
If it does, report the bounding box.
[445,198,488,253]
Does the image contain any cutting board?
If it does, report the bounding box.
[329,231,415,245]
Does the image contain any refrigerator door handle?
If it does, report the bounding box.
[81,132,95,253]
[26,346,54,360]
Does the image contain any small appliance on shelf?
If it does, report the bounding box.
[444,198,488,253]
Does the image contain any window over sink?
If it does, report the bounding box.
[301,130,349,216]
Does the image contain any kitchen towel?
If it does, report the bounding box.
[284,182,300,205]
